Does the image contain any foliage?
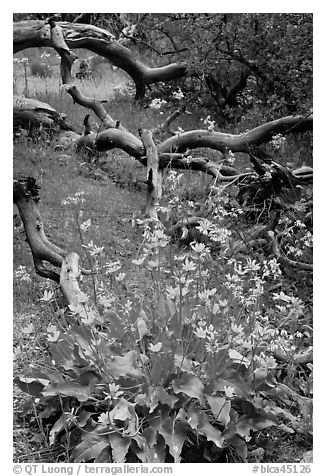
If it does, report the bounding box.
[127,13,313,120]
[14,177,312,462]
[13,12,313,463]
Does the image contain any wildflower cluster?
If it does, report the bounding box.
[149,98,167,109]
[172,88,185,100]
[13,57,29,64]
[224,148,236,165]
[40,51,51,60]
[14,265,32,283]
[61,190,86,206]
[270,133,286,150]
[203,115,216,131]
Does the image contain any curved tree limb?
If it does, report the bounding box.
[13,179,66,282]
[158,115,313,154]
[267,231,313,272]
[13,95,76,133]
[13,178,91,282]
[47,18,116,129]
[13,20,187,99]
[74,114,312,157]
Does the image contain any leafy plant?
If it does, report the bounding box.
[15,183,312,462]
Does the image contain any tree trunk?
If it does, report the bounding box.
[140,129,162,219]
[13,178,66,282]
[60,252,89,307]
[13,178,99,321]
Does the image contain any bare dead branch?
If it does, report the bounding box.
[140,129,162,219]
[267,231,313,272]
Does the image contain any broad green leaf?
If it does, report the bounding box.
[105,310,125,339]
[149,352,175,386]
[106,351,145,379]
[159,419,188,463]
[148,405,170,432]
[206,395,231,426]
[235,418,251,439]
[149,386,179,412]
[228,349,250,367]
[254,368,277,392]
[42,382,92,402]
[78,370,100,386]
[77,411,92,428]
[32,369,64,384]
[70,325,95,354]
[212,376,251,400]
[50,338,75,365]
[247,414,277,431]
[235,400,278,430]
[186,405,199,430]
[49,414,69,446]
[14,377,49,397]
[172,372,204,403]
[72,429,109,462]
[95,446,111,463]
[109,397,135,422]
[131,434,152,463]
[197,412,224,448]
[228,434,248,459]
[108,432,131,463]
[153,434,167,463]
[174,354,194,372]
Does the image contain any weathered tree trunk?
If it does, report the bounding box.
[13,20,187,99]
[13,178,66,282]
[13,178,100,320]
[60,252,89,307]
[140,129,162,219]
[81,114,313,157]
[158,115,313,154]
[13,95,75,133]
[13,178,91,283]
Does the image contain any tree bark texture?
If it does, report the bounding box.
[76,114,312,157]
[69,114,313,183]
[13,179,66,282]
[140,129,162,219]
[13,179,99,321]
[13,20,187,99]
[60,252,89,307]
[13,95,75,133]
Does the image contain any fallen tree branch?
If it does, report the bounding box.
[158,115,313,154]
[47,18,117,129]
[140,129,162,219]
[75,114,312,158]
[273,349,313,365]
[13,178,91,282]
[60,252,89,307]
[267,230,313,271]
[13,95,75,133]
[152,105,187,135]
[14,178,66,282]
[13,19,187,99]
